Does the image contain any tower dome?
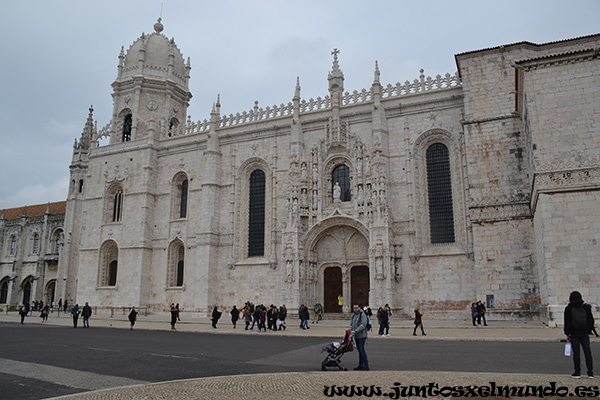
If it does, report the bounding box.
[119,18,189,87]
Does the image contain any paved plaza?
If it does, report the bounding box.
[1,312,597,399]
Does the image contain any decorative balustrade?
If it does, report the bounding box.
[99,69,461,143]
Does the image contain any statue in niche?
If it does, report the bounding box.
[301,162,308,180]
[292,198,299,214]
[376,256,384,278]
[285,260,294,282]
[365,155,371,175]
[356,158,363,176]
[312,190,319,210]
[357,186,364,206]
[333,182,341,202]
[312,164,319,185]
[301,188,308,206]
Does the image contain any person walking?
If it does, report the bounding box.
[299,304,310,329]
[313,302,323,324]
[211,306,222,328]
[170,303,178,330]
[243,305,252,330]
[71,304,80,328]
[471,303,479,327]
[19,304,28,324]
[128,306,138,330]
[176,303,181,321]
[40,304,50,323]
[350,304,370,371]
[378,306,390,336]
[477,301,488,326]
[278,304,287,331]
[564,291,594,379]
[412,308,426,336]
[230,305,240,329]
[82,302,92,328]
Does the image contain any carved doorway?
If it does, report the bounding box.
[351,266,369,307]
[323,267,342,313]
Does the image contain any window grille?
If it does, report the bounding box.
[248,170,265,257]
[332,164,351,202]
[426,143,455,244]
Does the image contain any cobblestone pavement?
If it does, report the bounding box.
[2,312,596,399]
[47,371,597,400]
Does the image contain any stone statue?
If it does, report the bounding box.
[333,182,341,202]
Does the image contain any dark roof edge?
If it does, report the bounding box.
[455,33,600,58]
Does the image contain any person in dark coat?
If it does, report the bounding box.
[71,304,80,328]
[564,291,594,378]
[170,303,178,330]
[82,302,92,328]
[299,304,310,329]
[476,301,487,326]
[278,305,287,331]
[19,304,28,324]
[128,306,138,330]
[412,308,426,336]
[211,306,222,328]
[230,305,240,329]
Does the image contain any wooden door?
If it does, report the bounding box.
[323,267,342,313]
[351,266,369,307]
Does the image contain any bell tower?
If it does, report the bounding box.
[109,18,192,143]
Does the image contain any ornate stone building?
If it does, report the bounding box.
[0,202,65,307]
[4,20,598,323]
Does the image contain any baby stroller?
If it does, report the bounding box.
[320,329,354,371]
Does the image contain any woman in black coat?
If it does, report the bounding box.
[211,306,222,328]
[128,306,138,330]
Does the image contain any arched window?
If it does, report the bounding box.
[78,179,84,193]
[426,143,455,244]
[122,114,132,142]
[99,241,119,287]
[10,236,17,255]
[32,234,40,254]
[332,164,351,202]
[180,179,188,218]
[168,240,185,287]
[22,279,32,304]
[113,190,123,222]
[0,279,8,303]
[248,170,265,257]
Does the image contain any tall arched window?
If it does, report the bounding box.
[99,241,119,287]
[167,240,185,287]
[332,164,351,202]
[9,236,17,255]
[113,190,123,222]
[248,169,265,257]
[0,279,8,303]
[122,114,132,142]
[32,234,40,254]
[426,143,455,244]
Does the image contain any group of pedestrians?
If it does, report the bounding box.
[471,300,488,327]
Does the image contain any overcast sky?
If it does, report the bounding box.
[0,0,598,210]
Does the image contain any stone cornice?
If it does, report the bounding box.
[515,47,599,71]
[469,202,531,223]
[531,166,600,212]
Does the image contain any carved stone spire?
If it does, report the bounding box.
[79,105,94,150]
[328,48,344,93]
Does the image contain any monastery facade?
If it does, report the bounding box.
[2,20,599,323]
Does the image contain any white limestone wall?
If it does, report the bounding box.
[534,191,600,323]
